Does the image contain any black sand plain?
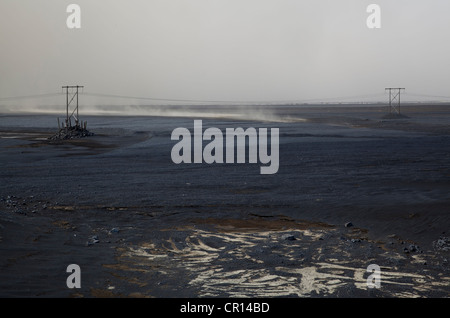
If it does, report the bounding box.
[0,104,449,298]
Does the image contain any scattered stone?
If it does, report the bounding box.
[403,244,420,253]
[345,222,353,228]
[281,234,296,241]
[433,237,450,251]
[109,228,120,234]
[48,125,94,141]
[255,247,265,254]
[351,238,361,243]
[86,235,100,246]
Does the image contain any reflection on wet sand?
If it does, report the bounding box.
[112,217,449,297]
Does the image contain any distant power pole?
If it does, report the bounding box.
[62,85,84,128]
[385,88,405,115]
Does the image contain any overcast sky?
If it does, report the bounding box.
[1,0,450,107]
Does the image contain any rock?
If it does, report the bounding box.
[433,237,450,251]
[281,234,296,241]
[48,126,94,141]
[403,244,420,253]
[351,238,361,243]
[345,222,353,228]
[87,235,100,244]
[110,228,120,234]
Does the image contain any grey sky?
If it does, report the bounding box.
[1,0,450,107]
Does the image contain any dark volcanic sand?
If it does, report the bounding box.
[0,105,449,298]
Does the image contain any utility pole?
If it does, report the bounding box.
[49,84,92,140]
[62,85,84,128]
[385,88,405,115]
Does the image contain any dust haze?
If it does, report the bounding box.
[1,0,450,113]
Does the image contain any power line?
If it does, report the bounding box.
[83,92,243,104]
[82,92,387,105]
[2,90,450,105]
[293,93,385,103]
[404,93,450,100]
[0,93,61,101]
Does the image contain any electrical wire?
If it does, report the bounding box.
[0,93,61,101]
[82,92,387,105]
[1,91,449,105]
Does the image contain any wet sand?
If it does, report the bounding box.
[0,104,449,298]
